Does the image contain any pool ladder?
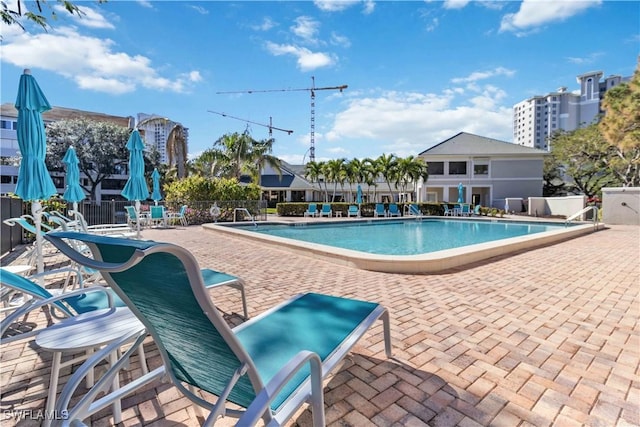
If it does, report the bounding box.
[234,208,257,227]
[565,206,599,230]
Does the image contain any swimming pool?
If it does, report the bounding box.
[203,217,599,273]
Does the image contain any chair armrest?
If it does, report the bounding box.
[0,286,117,342]
[231,350,324,427]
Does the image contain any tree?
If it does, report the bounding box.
[395,156,428,201]
[1,0,101,32]
[548,126,619,198]
[542,156,567,197]
[166,124,188,179]
[324,158,346,202]
[304,160,325,202]
[376,153,399,200]
[599,65,640,186]
[45,118,159,201]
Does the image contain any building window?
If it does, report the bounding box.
[1,120,17,130]
[449,161,467,175]
[428,161,444,175]
[52,176,65,188]
[473,164,489,176]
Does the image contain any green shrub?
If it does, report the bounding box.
[164,176,260,203]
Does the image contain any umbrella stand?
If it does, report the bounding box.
[135,200,141,239]
[32,201,45,283]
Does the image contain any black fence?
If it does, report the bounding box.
[0,198,267,255]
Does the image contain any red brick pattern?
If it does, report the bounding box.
[1,222,638,426]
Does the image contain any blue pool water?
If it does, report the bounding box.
[241,219,570,256]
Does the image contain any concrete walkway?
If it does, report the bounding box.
[1,222,638,426]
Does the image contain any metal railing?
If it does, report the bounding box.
[565,205,599,230]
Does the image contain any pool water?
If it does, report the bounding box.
[246,219,570,256]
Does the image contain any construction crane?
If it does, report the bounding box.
[207,110,293,138]
[216,77,347,162]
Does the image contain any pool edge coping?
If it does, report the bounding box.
[202,217,601,274]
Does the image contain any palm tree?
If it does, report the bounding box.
[325,158,346,202]
[376,153,398,201]
[166,124,188,179]
[346,158,364,202]
[395,156,428,201]
[251,137,281,187]
[304,161,324,201]
[363,157,380,202]
[192,148,229,178]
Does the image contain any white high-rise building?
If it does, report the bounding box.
[513,71,629,151]
[136,113,188,165]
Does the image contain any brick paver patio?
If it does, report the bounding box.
[1,221,638,426]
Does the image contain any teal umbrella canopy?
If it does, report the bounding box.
[457,183,464,203]
[151,168,162,203]
[122,130,149,202]
[62,146,86,206]
[14,69,56,201]
[356,184,363,204]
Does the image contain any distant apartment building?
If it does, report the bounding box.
[513,71,630,151]
[0,104,187,201]
[136,113,189,165]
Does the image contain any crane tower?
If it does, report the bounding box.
[207,110,293,138]
[216,77,347,162]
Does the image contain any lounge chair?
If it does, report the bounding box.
[0,269,146,426]
[388,203,400,217]
[44,231,392,427]
[67,210,137,238]
[374,203,387,218]
[303,203,318,217]
[347,205,360,217]
[473,205,482,216]
[149,205,167,228]
[124,205,146,229]
[320,203,333,217]
[167,204,188,226]
[409,204,422,217]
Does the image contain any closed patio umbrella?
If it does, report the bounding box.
[356,184,363,205]
[14,69,57,278]
[62,146,85,213]
[121,130,149,238]
[151,168,162,205]
[457,183,464,203]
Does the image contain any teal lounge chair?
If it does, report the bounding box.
[303,203,318,217]
[320,203,333,217]
[44,231,392,427]
[473,205,482,216]
[374,203,387,218]
[347,205,360,217]
[409,204,421,216]
[388,203,400,217]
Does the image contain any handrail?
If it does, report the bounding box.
[565,206,599,230]
[234,208,257,227]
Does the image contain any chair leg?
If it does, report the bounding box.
[43,351,62,427]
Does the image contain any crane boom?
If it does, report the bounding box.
[207,110,293,137]
[216,77,347,162]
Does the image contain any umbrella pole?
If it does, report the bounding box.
[33,201,45,285]
[135,200,141,239]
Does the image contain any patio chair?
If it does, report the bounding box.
[388,203,400,217]
[473,204,482,216]
[0,269,147,427]
[68,210,137,238]
[167,204,188,226]
[409,204,422,217]
[347,205,360,217]
[374,203,387,218]
[149,205,167,228]
[44,231,392,427]
[303,203,318,217]
[319,203,333,217]
[460,204,471,217]
[124,205,147,229]
[443,205,453,216]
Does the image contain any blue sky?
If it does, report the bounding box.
[1,1,638,164]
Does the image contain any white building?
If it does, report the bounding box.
[0,104,187,201]
[513,71,629,151]
[136,113,189,165]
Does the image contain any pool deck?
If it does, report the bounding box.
[1,219,638,426]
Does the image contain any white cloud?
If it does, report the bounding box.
[314,0,361,12]
[136,1,153,9]
[451,67,515,84]
[1,27,201,94]
[265,42,335,71]
[53,5,115,29]
[500,0,602,33]
[189,5,209,15]
[324,88,513,158]
[566,52,604,65]
[291,16,320,44]
[443,0,471,10]
[330,32,351,48]
[251,17,277,31]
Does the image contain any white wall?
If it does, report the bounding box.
[528,195,587,218]
[602,187,640,225]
